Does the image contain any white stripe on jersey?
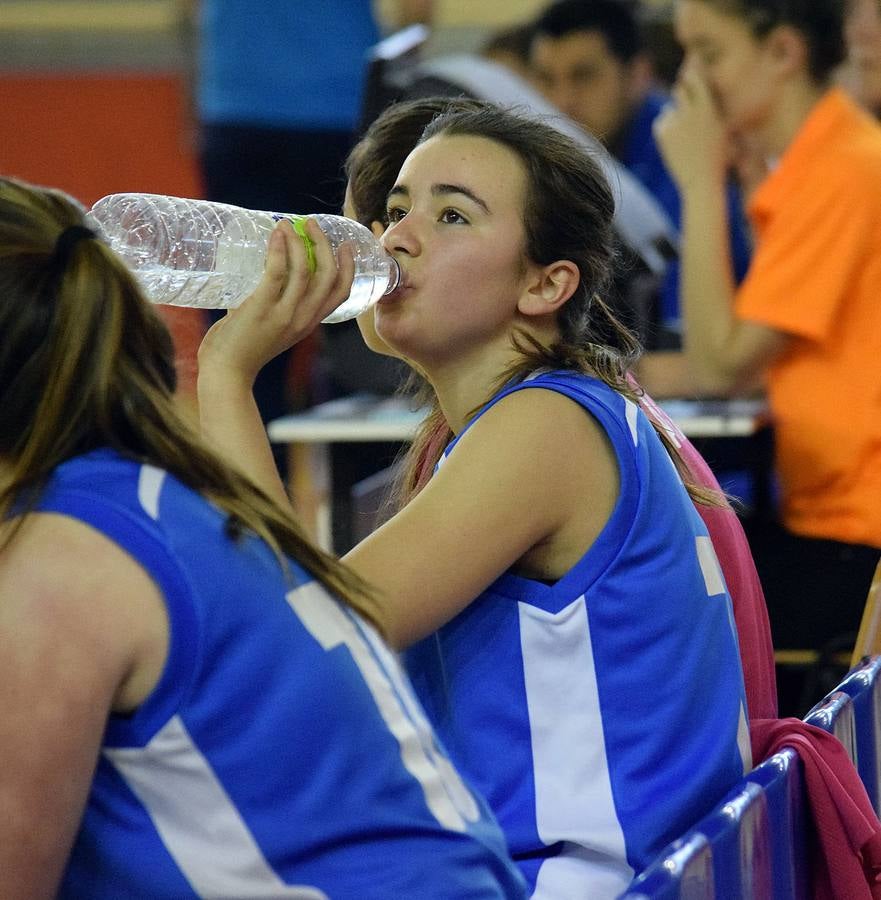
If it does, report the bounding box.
[695,535,726,597]
[287,580,478,831]
[737,702,753,774]
[348,603,481,823]
[624,398,640,446]
[532,842,633,900]
[137,465,166,520]
[104,717,327,899]
[518,596,633,897]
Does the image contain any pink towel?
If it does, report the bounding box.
[751,718,881,899]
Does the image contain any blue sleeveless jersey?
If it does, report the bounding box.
[405,372,751,899]
[35,449,525,899]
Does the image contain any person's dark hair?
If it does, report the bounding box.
[346,97,485,229]
[533,0,644,63]
[0,176,381,628]
[695,0,846,82]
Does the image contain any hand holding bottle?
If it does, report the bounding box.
[87,194,399,323]
[198,218,356,387]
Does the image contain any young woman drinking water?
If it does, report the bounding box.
[198,102,751,898]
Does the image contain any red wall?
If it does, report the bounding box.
[0,72,202,205]
[0,72,206,397]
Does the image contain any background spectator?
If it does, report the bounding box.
[530,0,751,342]
[182,0,433,475]
[646,0,881,704]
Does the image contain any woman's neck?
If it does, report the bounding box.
[425,340,531,435]
[418,315,564,434]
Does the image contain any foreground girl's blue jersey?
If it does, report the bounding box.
[37,449,525,899]
[405,372,751,899]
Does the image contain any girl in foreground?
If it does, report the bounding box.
[0,176,525,899]
[198,103,752,898]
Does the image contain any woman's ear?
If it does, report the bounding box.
[766,24,808,79]
[517,260,580,317]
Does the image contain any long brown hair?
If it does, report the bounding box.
[0,177,381,627]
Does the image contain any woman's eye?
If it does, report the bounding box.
[386,207,407,223]
[439,209,467,225]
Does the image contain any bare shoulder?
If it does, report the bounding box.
[0,512,169,712]
[0,512,170,896]
[437,383,620,535]
[460,384,617,471]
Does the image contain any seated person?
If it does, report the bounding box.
[0,176,525,900]
[345,95,775,721]
[198,101,753,897]
[646,0,881,662]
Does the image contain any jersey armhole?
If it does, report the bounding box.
[36,489,201,747]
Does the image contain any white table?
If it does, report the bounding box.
[268,394,769,551]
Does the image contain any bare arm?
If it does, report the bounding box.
[635,350,700,399]
[344,388,619,649]
[198,219,356,507]
[651,66,790,396]
[0,514,168,898]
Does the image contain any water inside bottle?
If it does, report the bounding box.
[322,271,391,323]
[133,266,261,309]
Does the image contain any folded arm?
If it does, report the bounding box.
[648,66,790,397]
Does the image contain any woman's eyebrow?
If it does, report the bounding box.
[385,182,490,214]
[432,183,490,213]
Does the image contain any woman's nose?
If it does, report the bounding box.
[382,215,420,257]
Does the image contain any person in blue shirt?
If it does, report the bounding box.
[198,101,752,898]
[180,0,433,475]
[0,175,524,900]
[530,0,751,333]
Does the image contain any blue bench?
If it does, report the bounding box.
[831,655,881,817]
[619,749,810,899]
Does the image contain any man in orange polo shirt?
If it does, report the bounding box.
[642,0,881,671]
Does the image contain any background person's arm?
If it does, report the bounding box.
[650,66,790,397]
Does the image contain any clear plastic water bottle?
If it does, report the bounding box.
[86,193,400,324]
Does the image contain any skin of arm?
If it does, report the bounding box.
[198,219,356,506]
[375,0,435,29]
[344,387,619,650]
[645,65,790,397]
[0,514,168,898]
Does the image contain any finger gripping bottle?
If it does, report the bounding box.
[86,193,400,324]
